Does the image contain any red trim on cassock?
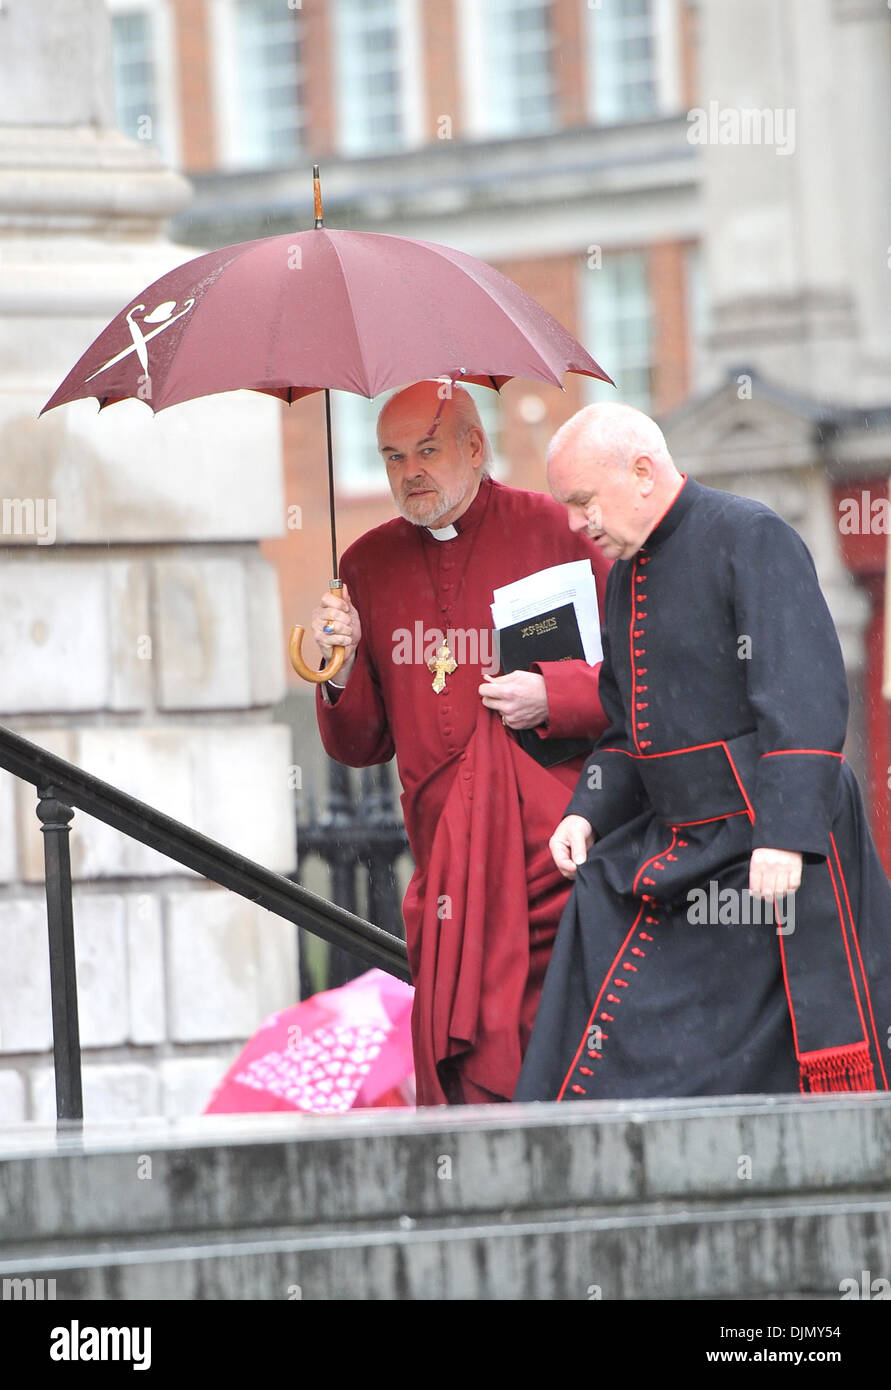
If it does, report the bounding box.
[799,1042,873,1062]
[628,556,643,753]
[825,854,871,1047]
[671,810,750,829]
[556,906,645,1101]
[760,749,844,759]
[798,1044,876,1093]
[829,832,888,1089]
[632,828,678,896]
[722,741,755,824]
[774,923,802,1090]
[777,850,878,1094]
[641,739,726,757]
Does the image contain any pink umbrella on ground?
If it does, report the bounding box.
[40,167,614,684]
[204,969,416,1116]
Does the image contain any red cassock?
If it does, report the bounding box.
[316,476,611,1104]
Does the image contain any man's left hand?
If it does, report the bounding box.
[479,671,549,729]
[749,847,803,899]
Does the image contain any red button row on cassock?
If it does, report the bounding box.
[572,548,660,1095]
[633,552,653,749]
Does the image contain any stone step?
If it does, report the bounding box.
[1,1193,888,1300]
[2,1095,889,1299]
[1,1094,889,1242]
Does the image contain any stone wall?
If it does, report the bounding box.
[0,0,298,1124]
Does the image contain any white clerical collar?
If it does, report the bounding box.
[426,523,458,541]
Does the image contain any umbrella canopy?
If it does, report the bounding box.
[40,226,613,416]
[41,172,615,682]
[203,969,415,1115]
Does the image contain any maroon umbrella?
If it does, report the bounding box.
[41,168,613,681]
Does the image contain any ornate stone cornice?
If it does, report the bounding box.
[0,125,192,234]
[0,126,193,234]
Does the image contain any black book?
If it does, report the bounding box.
[496,601,594,768]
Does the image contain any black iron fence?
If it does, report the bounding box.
[0,724,409,1127]
[295,759,411,993]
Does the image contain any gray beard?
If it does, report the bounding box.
[403,510,449,528]
[398,489,467,528]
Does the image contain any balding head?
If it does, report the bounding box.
[548,402,671,474]
[547,402,683,561]
[379,381,492,463]
[377,381,491,527]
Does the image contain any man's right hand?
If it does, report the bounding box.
[550,815,594,879]
[311,583,361,684]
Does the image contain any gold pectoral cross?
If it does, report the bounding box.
[428,642,457,694]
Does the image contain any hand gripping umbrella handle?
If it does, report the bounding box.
[289,579,346,683]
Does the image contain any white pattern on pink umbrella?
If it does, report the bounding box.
[233,1023,392,1114]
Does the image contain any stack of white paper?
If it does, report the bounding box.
[490,559,602,666]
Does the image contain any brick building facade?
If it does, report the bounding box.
[107,0,703,660]
[106,0,890,865]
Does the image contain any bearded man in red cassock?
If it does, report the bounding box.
[312,380,611,1105]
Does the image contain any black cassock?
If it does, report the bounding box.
[515,476,891,1102]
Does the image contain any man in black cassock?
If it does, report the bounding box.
[515,402,891,1102]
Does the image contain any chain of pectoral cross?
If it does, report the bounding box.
[416,483,493,694]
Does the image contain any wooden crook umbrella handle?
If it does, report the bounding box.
[291,174,343,686]
[289,579,346,683]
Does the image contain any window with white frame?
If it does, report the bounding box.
[108,1,179,164]
[333,384,504,497]
[581,250,654,413]
[224,0,303,169]
[586,0,681,125]
[460,0,556,138]
[111,12,157,139]
[334,0,410,155]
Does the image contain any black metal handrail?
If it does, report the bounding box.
[0,723,410,1125]
[296,760,409,991]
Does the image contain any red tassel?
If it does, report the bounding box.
[799,1044,877,1093]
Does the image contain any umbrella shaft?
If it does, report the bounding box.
[324,388,338,579]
